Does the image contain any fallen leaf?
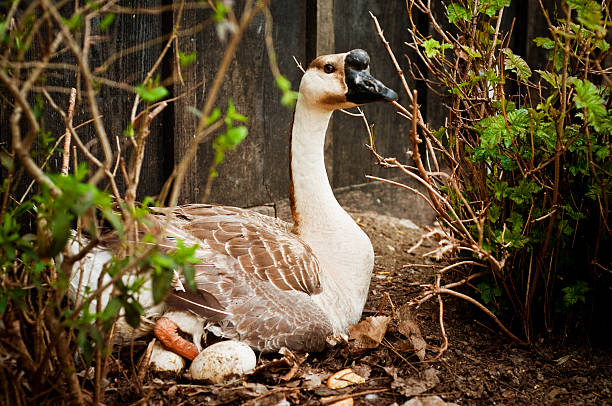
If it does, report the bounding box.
[404,396,447,406]
[278,347,307,381]
[388,367,440,397]
[352,364,371,380]
[327,368,366,389]
[325,398,353,406]
[250,347,307,381]
[302,371,325,388]
[547,387,568,400]
[398,304,427,361]
[347,316,390,349]
[163,384,176,395]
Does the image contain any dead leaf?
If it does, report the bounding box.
[327,368,366,389]
[547,387,568,400]
[352,364,371,380]
[388,367,440,397]
[325,398,353,406]
[278,347,307,381]
[302,371,325,388]
[404,395,447,406]
[165,385,177,397]
[398,304,427,361]
[347,316,390,349]
[250,347,307,381]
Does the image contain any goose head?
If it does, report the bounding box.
[298,49,398,110]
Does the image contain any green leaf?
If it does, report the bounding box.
[123,299,144,328]
[0,150,14,171]
[478,0,510,17]
[562,280,590,307]
[179,51,198,68]
[571,78,607,131]
[275,75,292,92]
[533,37,555,49]
[226,99,247,123]
[49,210,73,257]
[212,0,230,22]
[477,281,501,304]
[101,209,123,237]
[502,48,531,81]
[0,21,7,43]
[101,297,121,322]
[595,39,610,53]
[205,108,221,125]
[536,70,560,87]
[566,0,604,33]
[152,253,174,269]
[461,45,482,58]
[213,147,225,165]
[173,240,199,291]
[275,76,298,108]
[63,14,83,31]
[152,268,173,304]
[99,13,115,31]
[446,3,470,23]
[135,84,168,102]
[226,126,248,147]
[0,294,7,315]
[507,179,540,205]
[422,39,440,58]
[123,123,134,138]
[77,330,93,364]
[281,90,298,108]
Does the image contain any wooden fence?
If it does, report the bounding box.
[1,0,557,210]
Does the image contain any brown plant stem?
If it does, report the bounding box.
[526,3,572,339]
[44,310,85,406]
[61,88,77,176]
[427,288,527,346]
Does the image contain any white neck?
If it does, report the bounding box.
[289,96,374,332]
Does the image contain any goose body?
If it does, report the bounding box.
[68,49,397,356]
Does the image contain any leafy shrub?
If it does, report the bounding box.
[0,0,294,403]
[380,0,610,342]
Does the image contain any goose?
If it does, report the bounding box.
[67,49,398,360]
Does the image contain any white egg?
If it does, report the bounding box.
[189,340,256,383]
[149,341,186,373]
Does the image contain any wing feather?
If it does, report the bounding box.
[171,204,322,296]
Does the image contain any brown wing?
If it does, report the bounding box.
[96,204,331,351]
[166,204,322,296]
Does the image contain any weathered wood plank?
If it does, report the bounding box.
[332,0,412,188]
[262,1,309,203]
[96,0,167,199]
[173,0,307,206]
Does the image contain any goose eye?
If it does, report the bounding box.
[323,64,336,74]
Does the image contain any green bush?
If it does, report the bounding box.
[390,0,610,342]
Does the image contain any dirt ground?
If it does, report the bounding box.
[102,210,612,405]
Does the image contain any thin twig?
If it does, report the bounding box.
[320,388,390,405]
[61,88,77,176]
[435,288,527,346]
[429,276,448,361]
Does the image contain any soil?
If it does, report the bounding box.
[101,210,612,405]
